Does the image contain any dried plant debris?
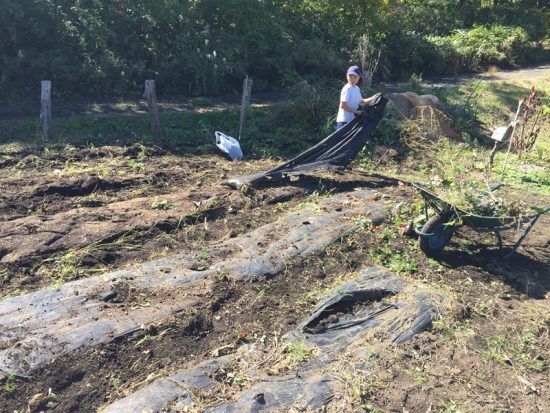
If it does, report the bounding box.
[422,176,532,218]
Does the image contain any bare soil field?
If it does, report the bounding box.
[0,138,548,412]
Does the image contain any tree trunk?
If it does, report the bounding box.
[362,70,373,91]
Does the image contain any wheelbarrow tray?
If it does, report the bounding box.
[411,182,517,231]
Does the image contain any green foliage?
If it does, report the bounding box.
[1,289,21,300]
[394,0,463,36]
[283,340,314,363]
[127,159,145,172]
[408,73,423,93]
[151,197,170,210]
[248,82,337,158]
[0,110,238,154]
[3,372,16,395]
[485,327,546,372]
[429,25,535,74]
[499,166,550,194]
[422,177,530,217]
[109,376,122,388]
[1,1,547,98]
[378,25,543,81]
[374,117,404,145]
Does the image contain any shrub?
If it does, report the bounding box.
[428,25,534,74]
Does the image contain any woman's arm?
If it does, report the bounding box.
[340,101,361,115]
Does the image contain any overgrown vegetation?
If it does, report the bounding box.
[1,1,548,98]
[421,178,529,217]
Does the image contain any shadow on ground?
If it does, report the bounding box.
[437,241,549,299]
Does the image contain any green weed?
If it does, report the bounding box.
[337,370,371,407]
[47,388,58,401]
[134,334,154,348]
[404,368,428,385]
[136,143,152,160]
[134,328,175,348]
[0,142,27,155]
[253,281,272,294]
[368,245,418,275]
[296,200,321,214]
[283,341,315,364]
[408,72,423,93]
[109,376,122,388]
[440,400,461,413]
[37,245,106,282]
[231,374,249,387]
[1,289,21,300]
[485,327,546,372]
[127,159,145,172]
[352,215,374,230]
[3,372,16,394]
[151,197,170,210]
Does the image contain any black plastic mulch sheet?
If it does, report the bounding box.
[226,93,388,189]
[102,267,443,413]
[286,267,442,349]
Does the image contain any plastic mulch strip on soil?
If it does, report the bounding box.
[101,267,443,412]
[0,189,392,378]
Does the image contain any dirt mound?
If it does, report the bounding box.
[387,92,460,139]
[0,187,229,264]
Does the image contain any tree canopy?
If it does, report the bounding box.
[0,0,548,97]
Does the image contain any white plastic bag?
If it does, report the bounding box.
[215,131,243,160]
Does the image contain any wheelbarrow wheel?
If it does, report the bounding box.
[419,214,455,256]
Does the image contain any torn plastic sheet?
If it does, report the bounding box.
[287,267,407,347]
[101,267,443,413]
[285,267,442,349]
[226,93,388,189]
[102,356,232,413]
[0,188,392,377]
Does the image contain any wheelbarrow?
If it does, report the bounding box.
[406,182,549,258]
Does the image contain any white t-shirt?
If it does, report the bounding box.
[336,83,362,123]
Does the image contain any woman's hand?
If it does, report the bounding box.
[360,95,376,106]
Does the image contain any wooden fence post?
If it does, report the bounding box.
[238,75,253,139]
[144,80,160,135]
[40,80,52,138]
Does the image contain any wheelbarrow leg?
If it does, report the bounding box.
[495,231,511,259]
[499,211,546,259]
